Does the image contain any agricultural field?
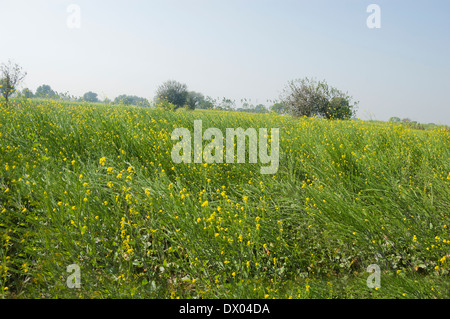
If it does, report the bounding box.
[0,99,449,299]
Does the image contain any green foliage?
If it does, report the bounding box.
[185,91,214,110]
[0,99,449,299]
[389,117,401,123]
[184,91,201,110]
[155,82,214,111]
[35,84,57,99]
[236,104,268,114]
[82,91,99,103]
[323,96,352,120]
[155,80,189,110]
[155,99,177,111]
[197,95,215,110]
[389,117,426,130]
[270,102,285,114]
[20,88,34,99]
[113,94,150,107]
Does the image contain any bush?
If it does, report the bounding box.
[155,80,188,110]
[389,117,401,123]
[280,77,357,120]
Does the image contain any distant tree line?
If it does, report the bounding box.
[11,84,153,108]
[152,78,358,120]
[154,80,275,113]
[2,60,359,121]
[154,80,215,110]
[389,117,428,130]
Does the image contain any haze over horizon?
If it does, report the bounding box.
[1,0,449,125]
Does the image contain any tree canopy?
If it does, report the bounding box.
[280,77,357,120]
[82,91,99,103]
[35,84,57,99]
[155,80,189,110]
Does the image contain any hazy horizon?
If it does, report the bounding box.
[1,0,449,124]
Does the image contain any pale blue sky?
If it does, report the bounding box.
[1,0,449,124]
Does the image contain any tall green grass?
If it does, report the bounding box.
[0,99,449,298]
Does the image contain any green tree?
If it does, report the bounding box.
[199,96,215,109]
[254,104,268,113]
[21,88,34,99]
[184,91,215,110]
[83,91,99,103]
[58,91,74,101]
[185,91,203,110]
[270,102,285,114]
[0,60,27,103]
[324,96,353,120]
[36,84,57,99]
[155,80,188,110]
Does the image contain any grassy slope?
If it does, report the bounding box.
[0,99,449,298]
